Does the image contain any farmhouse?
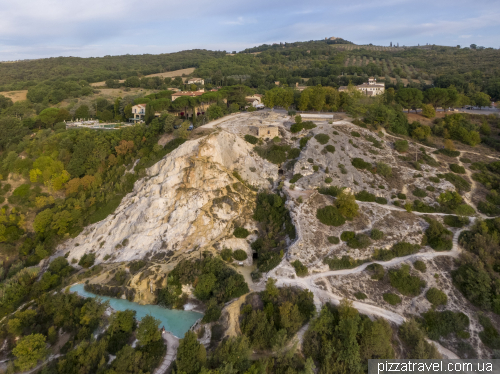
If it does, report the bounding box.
[131,103,146,123]
[339,77,385,96]
[171,90,206,101]
[250,126,279,139]
[187,77,204,85]
[244,94,263,108]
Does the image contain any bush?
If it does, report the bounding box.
[244,134,258,145]
[421,310,469,341]
[450,164,466,174]
[327,236,340,244]
[355,190,376,202]
[412,188,427,197]
[383,293,402,305]
[335,191,359,219]
[478,315,500,350]
[291,260,308,277]
[340,231,355,241]
[354,292,367,300]
[324,145,335,153]
[347,234,371,249]
[428,176,440,183]
[313,165,319,172]
[290,121,316,133]
[220,247,233,261]
[323,255,367,270]
[318,185,342,197]
[425,218,453,251]
[367,263,385,280]
[395,140,409,153]
[78,253,95,268]
[443,215,469,228]
[460,157,472,164]
[289,174,303,183]
[233,227,250,238]
[233,250,248,261]
[352,158,372,170]
[299,136,311,149]
[413,260,427,272]
[324,177,333,183]
[397,193,407,200]
[376,162,392,178]
[371,229,384,240]
[314,134,330,145]
[422,104,436,118]
[426,186,435,192]
[375,197,388,204]
[389,265,426,296]
[372,242,420,261]
[316,206,346,226]
[351,131,361,137]
[426,287,448,307]
[438,148,460,157]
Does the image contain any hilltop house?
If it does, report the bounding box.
[244,94,264,108]
[187,78,204,85]
[339,77,385,96]
[130,104,147,123]
[171,89,206,101]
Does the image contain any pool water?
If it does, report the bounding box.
[70,284,202,338]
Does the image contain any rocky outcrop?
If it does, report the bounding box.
[60,130,278,264]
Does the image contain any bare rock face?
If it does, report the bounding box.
[60,130,277,264]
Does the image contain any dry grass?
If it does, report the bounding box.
[90,67,195,87]
[2,90,28,102]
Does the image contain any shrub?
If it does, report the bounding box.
[426,287,448,307]
[383,293,402,305]
[439,148,460,157]
[413,260,427,272]
[327,236,340,244]
[443,215,469,228]
[425,218,453,251]
[371,229,384,240]
[375,197,388,204]
[318,185,342,197]
[376,162,392,178]
[478,315,500,350]
[335,191,359,219]
[355,190,376,202]
[351,131,361,137]
[397,193,407,200]
[367,263,385,280]
[316,206,346,226]
[289,174,303,183]
[78,253,95,268]
[460,157,472,164]
[324,145,335,153]
[292,260,308,277]
[352,157,371,170]
[233,227,250,238]
[323,255,367,270]
[450,164,466,174]
[395,140,409,153]
[347,233,371,249]
[428,176,440,183]
[324,177,333,184]
[299,136,311,149]
[372,242,420,261]
[291,121,316,133]
[354,292,367,300]
[389,265,426,296]
[220,247,233,261]
[340,231,355,241]
[454,204,476,216]
[254,144,296,165]
[421,310,469,341]
[313,165,319,172]
[244,134,258,145]
[412,188,427,198]
[314,134,330,145]
[421,104,436,118]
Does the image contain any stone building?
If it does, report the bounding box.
[255,126,279,139]
[339,77,385,96]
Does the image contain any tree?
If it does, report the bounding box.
[33,208,53,234]
[0,94,13,109]
[174,121,191,139]
[0,116,29,151]
[136,315,161,346]
[335,300,363,374]
[74,105,90,119]
[12,334,49,371]
[176,330,206,374]
[424,87,449,109]
[144,103,155,124]
[472,92,491,108]
[396,88,423,112]
[39,108,61,128]
[335,191,359,219]
[421,104,435,118]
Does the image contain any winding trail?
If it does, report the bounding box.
[154,332,179,374]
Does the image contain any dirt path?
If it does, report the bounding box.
[224,294,247,338]
[154,332,179,374]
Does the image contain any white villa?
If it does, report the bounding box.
[339,77,385,96]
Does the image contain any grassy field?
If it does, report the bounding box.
[1,89,27,102]
[90,67,196,87]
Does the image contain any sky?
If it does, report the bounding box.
[1,0,499,60]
